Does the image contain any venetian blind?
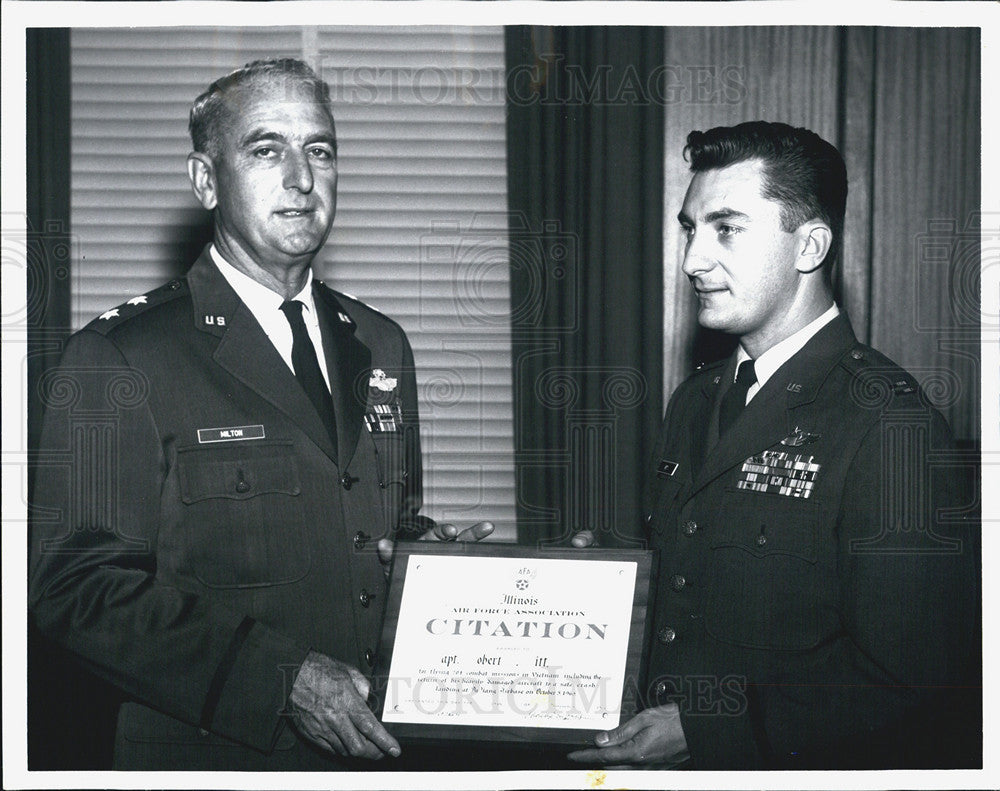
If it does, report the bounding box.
[70,26,515,537]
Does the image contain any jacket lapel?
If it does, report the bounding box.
[313,283,371,472]
[690,360,731,474]
[688,314,858,498]
[187,249,339,463]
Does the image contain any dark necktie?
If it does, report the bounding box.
[279,300,337,454]
[718,359,757,436]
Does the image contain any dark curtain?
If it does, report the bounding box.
[506,27,665,547]
[845,27,980,446]
[26,28,123,770]
[26,28,72,452]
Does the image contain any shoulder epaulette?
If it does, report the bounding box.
[838,344,922,401]
[84,278,189,334]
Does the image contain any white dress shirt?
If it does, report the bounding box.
[736,303,840,405]
[210,245,332,391]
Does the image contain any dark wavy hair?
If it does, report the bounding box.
[684,121,847,268]
[189,58,336,158]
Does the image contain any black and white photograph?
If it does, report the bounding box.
[3,2,997,789]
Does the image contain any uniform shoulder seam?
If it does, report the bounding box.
[837,343,924,403]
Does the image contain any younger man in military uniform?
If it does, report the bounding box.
[571,121,979,769]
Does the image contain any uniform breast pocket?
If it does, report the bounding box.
[175,440,310,588]
[704,497,821,650]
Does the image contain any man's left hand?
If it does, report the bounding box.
[567,703,690,768]
[571,529,597,548]
[417,521,495,542]
[378,521,495,568]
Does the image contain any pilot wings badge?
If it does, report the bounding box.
[368,369,398,392]
[780,426,821,447]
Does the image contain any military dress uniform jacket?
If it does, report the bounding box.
[29,248,428,770]
[643,314,979,769]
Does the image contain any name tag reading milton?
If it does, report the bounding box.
[197,424,266,444]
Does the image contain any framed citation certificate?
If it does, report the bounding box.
[373,541,654,746]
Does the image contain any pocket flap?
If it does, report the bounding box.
[177,441,301,504]
[711,496,818,562]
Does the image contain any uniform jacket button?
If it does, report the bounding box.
[655,680,669,696]
[235,480,250,494]
[757,534,767,546]
[671,574,686,592]
[644,512,653,525]
[341,473,353,490]
[658,626,676,644]
[683,520,698,536]
[359,588,372,607]
[353,531,370,550]
[364,649,375,666]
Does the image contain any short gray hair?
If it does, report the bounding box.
[189,58,336,158]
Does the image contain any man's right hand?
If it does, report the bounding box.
[377,521,495,571]
[288,650,400,760]
[567,703,690,767]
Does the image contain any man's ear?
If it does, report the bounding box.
[794,220,833,274]
[187,152,218,211]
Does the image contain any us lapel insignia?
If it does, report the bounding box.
[781,426,820,447]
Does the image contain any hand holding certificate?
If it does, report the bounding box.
[373,542,653,746]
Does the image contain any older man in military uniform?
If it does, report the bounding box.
[29,58,490,770]
[570,121,979,769]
